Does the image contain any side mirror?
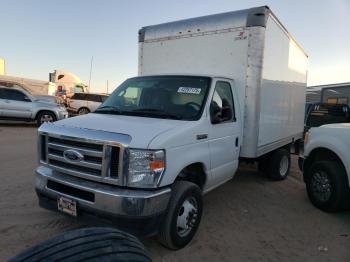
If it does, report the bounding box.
[23,96,31,102]
[210,101,222,124]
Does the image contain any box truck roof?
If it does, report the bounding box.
[139,6,307,57]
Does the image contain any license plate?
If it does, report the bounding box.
[57,196,77,217]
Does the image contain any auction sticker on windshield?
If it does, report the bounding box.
[177,87,201,94]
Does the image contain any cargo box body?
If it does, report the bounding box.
[138,6,308,158]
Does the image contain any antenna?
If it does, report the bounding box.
[88,56,93,93]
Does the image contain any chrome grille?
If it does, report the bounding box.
[42,135,121,184]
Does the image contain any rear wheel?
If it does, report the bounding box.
[36,111,56,126]
[305,161,350,212]
[158,181,203,250]
[267,148,291,180]
[78,107,90,115]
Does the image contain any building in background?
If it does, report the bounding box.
[306,82,350,105]
[0,58,6,75]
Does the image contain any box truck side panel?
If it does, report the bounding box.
[257,16,308,155]
[139,29,249,123]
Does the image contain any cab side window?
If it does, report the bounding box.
[210,81,235,124]
[0,89,29,101]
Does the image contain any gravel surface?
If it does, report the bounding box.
[0,124,349,261]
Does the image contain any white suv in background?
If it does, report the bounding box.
[67,93,108,115]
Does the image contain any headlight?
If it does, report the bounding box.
[59,106,67,111]
[128,149,165,188]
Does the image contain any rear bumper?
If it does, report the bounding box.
[35,166,171,219]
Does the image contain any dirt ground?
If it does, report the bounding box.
[0,124,349,261]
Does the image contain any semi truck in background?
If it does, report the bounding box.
[49,70,88,98]
[35,6,308,250]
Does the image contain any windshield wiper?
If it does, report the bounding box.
[95,106,128,115]
[132,108,182,120]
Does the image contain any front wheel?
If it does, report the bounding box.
[36,111,56,126]
[305,161,350,212]
[158,181,203,250]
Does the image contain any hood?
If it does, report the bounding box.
[54,113,187,148]
[318,123,350,130]
[34,96,60,105]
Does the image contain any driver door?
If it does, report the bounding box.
[208,80,240,186]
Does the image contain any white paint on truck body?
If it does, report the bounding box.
[139,12,308,158]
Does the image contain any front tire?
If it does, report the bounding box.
[305,161,350,212]
[158,181,203,250]
[36,111,56,126]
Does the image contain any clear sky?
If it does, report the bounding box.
[1,0,349,93]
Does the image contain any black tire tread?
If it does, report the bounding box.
[158,181,202,250]
[306,161,350,212]
[9,227,151,262]
[268,148,291,180]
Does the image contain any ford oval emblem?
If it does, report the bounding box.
[63,149,84,163]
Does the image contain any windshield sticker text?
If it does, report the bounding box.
[177,87,201,95]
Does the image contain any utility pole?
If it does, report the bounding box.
[106,80,109,94]
[88,56,93,93]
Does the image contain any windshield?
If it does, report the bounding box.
[95,76,211,120]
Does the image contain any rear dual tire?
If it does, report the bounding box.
[258,148,291,180]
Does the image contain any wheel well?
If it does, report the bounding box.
[304,148,345,180]
[35,110,56,120]
[79,107,90,112]
[175,163,207,189]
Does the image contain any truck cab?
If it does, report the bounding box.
[36,75,241,246]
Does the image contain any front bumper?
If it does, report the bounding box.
[57,110,69,120]
[35,166,171,218]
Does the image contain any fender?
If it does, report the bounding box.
[305,134,350,186]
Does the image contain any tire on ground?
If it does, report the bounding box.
[9,227,151,262]
[158,181,203,250]
[305,161,350,212]
[78,107,90,115]
[267,148,291,180]
[36,111,56,127]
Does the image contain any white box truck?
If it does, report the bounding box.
[35,6,308,249]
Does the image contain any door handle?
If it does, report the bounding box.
[196,134,208,140]
[235,137,239,147]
